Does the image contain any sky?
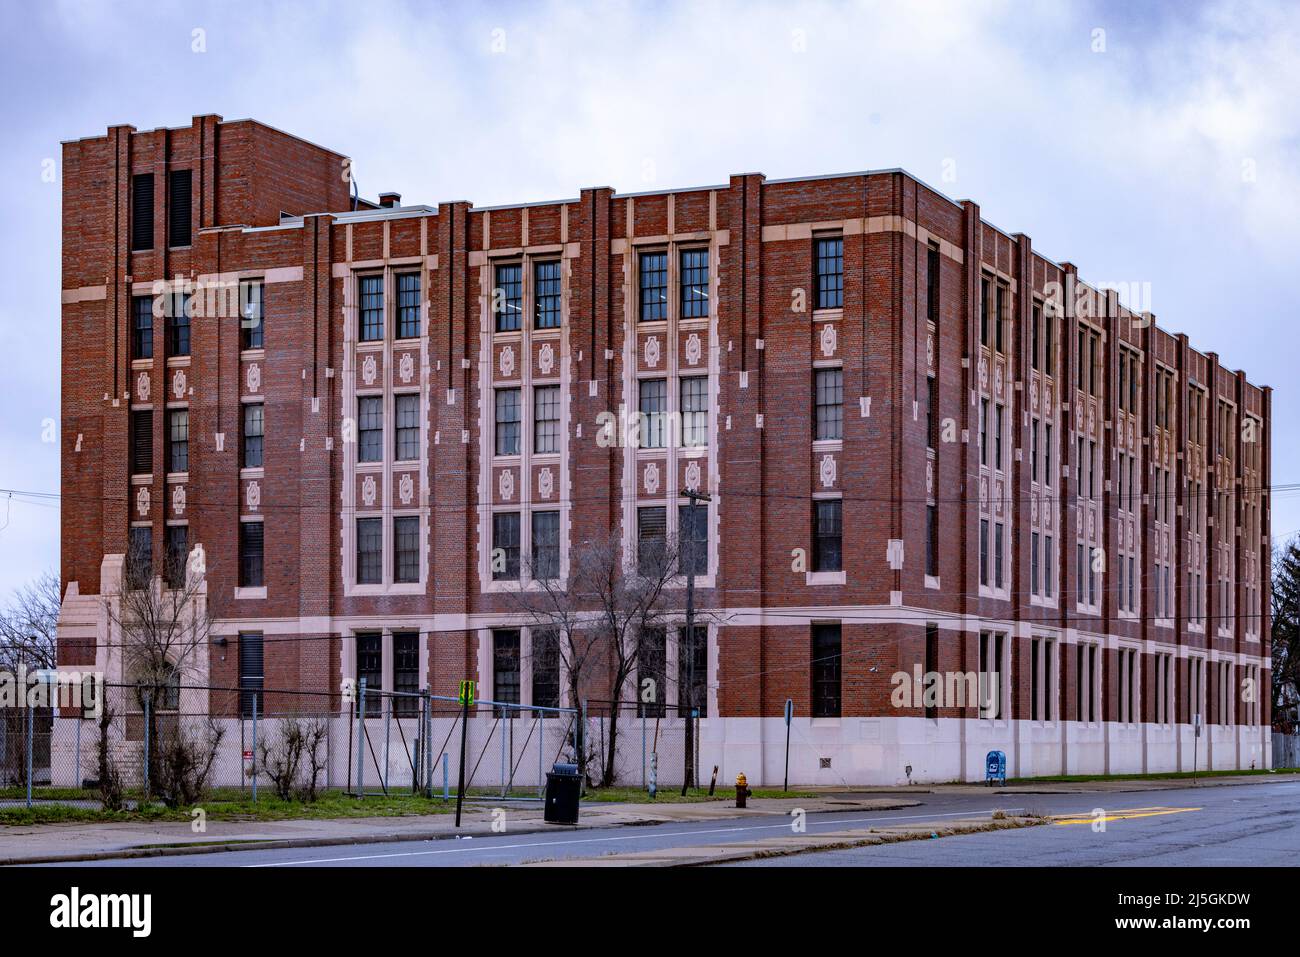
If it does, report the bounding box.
[0,0,1298,603]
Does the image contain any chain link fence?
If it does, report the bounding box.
[581,699,702,790]
[0,681,578,810]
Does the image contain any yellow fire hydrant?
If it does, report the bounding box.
[735,772,752,808]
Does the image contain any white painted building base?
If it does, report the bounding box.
[698,717,1272,787]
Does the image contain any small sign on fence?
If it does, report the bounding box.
[242,750,253,761]
[458,680,476,707]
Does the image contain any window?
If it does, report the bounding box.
[638,378,667,448]
[167,169,192,247]
[924,624,939,719]
[811,624,842,717]
[926,244,939,324]
[1119,648,1138,724]
[814,236,843,309]
[396,272,420,339]
[356,517,381,584]
[356,632,381,714]
[239,520,264,587]
[1075,643,1098,722]
[680,248,709,319]
[1031,531,1040,596]
[1032,304,1041,371]
[1044,423,1053,486]
[131,409,153,474]
[981,278,992,346]
[678,626,708,718]
[131,173,154,251]
[637,628,667,718]
[167,408,188,473]
[534,260,561,329]
[1045,535,1054,598]
[1031,421,1039,483]
[994,522,1004,589]
[167,292,191,356]
[680,376,708,447]
[393,632,420,714]
[813,499,843,573]
[1088,333,1098,396]
[534,385,560,454]
[979,632,1005,719]
[132,295,154,359]
[1031,638,1041,721]
[532,630,561,709]
[358,396,383,462]
[394,515,420,583]
[241,280,264,350]
[1044,309,1055,375]
[531,511,560,580]
[359,275,384,341]
[242,403,263,469]
[994,403,1004,468]
[979,519,989,586]
[926,376,937,450]
[238,632,264,719]
[164,525,188,589]
[395,393,420,461]
[1077,326,1086,391]
[492,512,521,580]
[814,367,843,440]
[980,398,989,466]
[678,503,707,576]
[495,388,521,455]
[926,505,939,577]
[638,252,668,321]
[493,630,521,708]
[995,284,1006,353]
[494,263,523,331]
[127,526,152,588]
[637,506,667,575]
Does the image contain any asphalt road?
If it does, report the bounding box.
[44,779,1299,867]
[731,780,1300,867]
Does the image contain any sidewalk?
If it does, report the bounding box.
[0,795,917,866]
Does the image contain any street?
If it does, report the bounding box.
[38,779,1300,867]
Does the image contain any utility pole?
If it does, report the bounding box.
[681,489,711,796]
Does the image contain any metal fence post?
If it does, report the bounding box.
[251,693,258,804]
[383,695,392,794]
[74,710,82,791]
[442,752,449,800]
[537,708,544,796]
[142,696,151,801]
[425,693,434,798]
[642,710,647,790]
[499,710,507,798]
[25,707,34,809]
[355,678,366,797]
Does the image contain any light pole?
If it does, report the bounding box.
[681,489,711,796]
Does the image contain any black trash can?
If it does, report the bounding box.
[544,762,581,825]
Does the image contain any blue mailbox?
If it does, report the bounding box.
[985,750,1006,786]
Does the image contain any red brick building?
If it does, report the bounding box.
[55,114,1273,783]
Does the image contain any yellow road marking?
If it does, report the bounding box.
[1051,806,1202,826]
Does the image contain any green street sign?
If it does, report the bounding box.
[458,680,476,707]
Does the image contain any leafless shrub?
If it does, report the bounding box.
[152,719,225,807]
[257,716,329,802]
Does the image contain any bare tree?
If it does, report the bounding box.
[106,540,214,797]
[511,528,705,786]
[0,570,60,672]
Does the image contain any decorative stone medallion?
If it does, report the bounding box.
[171,484,186,515]
[172,368,187,399]
[398,352,414,384]
[361,353,378,386]
[538,342,555,376]
[398,472,414,506]
[820,323,836,358]
[499,468,515,501]
[360,475,376,507]
[136,486,150,516]
[538,466,554,499]
[136,371,150,402]
[819,453,836,489]
[644,461,660,494]
[684,333,702,367]
[643,336,661,369]
[246,480,262,511]
[246,363,262,393]
[684,459,701,492]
